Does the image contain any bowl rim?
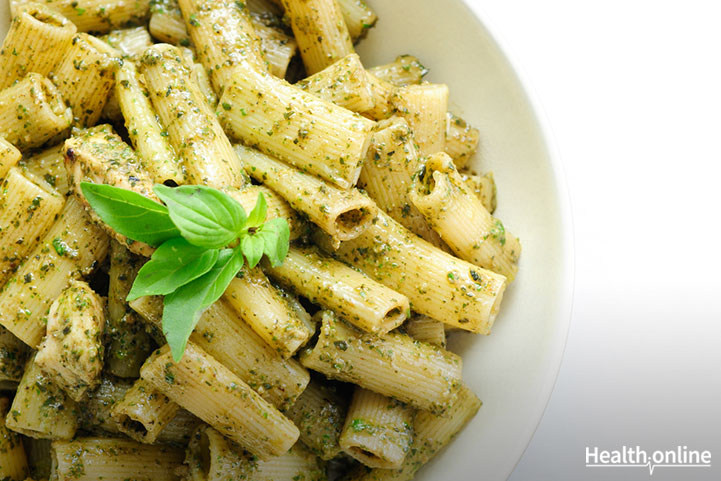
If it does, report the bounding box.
[459,0,576,477]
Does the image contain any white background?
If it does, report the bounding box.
[465,1,721,480]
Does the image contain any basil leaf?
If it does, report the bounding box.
[257,217,290,267]
[246,192,267,227]
[154,184,247,249]
[199,248,244,307]
[80,182,180,246]
[162,281,211,361]
[126,238,218,301]
[241,234,264,268]
[161,247,245,361]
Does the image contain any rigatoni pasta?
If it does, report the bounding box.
[177,0,268,92]
[0,397,29,481]
[235,144,376,244]
[391,83,448,156]
[140,342,300,459]
[281,0,353,74]
[115,61,185,185]
[410,152,521,281]
[12,0,152,33]
[0,73,73,151]
[51,33,119,127]
[265,246,409,335]
[6,355,79,440]
[368,55,427,87]
[0,168,65,284]
[140,43,246,188]
[0,327,29,389]
[283,377,347,460]
[51,437,184,480]
[223,267,312,358]
[217,61,375,190]
[101,26,154,58]
[300,311,462,414]
[296,53,375,113]
[130,294,310,409]
[110,378,179,443]
[0,196,109,347]
[339,388,413,469]
[315,209,507,334]
[0,3,76,90]
[0,137,21,179]
[344,385,481,481]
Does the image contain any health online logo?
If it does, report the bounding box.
[585,446,711,475]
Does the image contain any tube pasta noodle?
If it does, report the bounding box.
[295,53,375,113]
[391,84,448,156]
[300,311,462,414]
[358,117,446,248]
[79,376,134,435]
[235,144,376,244]
[344,385,481,481]
[17,144,69,196]
[106,241,155,378]
[223,266,312,358]
[445,112,480,169]
[115,61,185,184]
[218,62,375,190]
[368,55,427,87]
[51,33,119,127]
[148,0,295,77]
[461,171,497,214]
[34,280,105,401]
[130,295,310,408]
[404,315,446,349]
[64,125,158,257]
[283,377,347,460]
[266,246,410,335]
[339,388,413,469]
[149,0,190,45]
[277,286,316,338]
[281,0,353,75]
[110,378,180,443]
[0,73,73,151]
[22,437,52,480]
[12,0,152,34]
[0,197,109,347]
[336,0,376,42]
[314,209,507,334]
[6,355,80,440]
[410,152,521,281]
[155,408,202,446]
[0,326,30,389]
[178,0,267,93]
[253,20,298,78]
[140,44,246,189]
[0,3,76,90]
[140,342,300,459]
[364,73,396,121]
[50,438,184,481]
[0,137,21,180]
[185,426,326,481]
[101,26,153,58]
[0,398,29,481]
[0,168,65,284]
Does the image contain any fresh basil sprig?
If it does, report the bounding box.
[80,182,290,361]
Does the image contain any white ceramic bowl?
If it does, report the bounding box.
[0,1,573,479]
